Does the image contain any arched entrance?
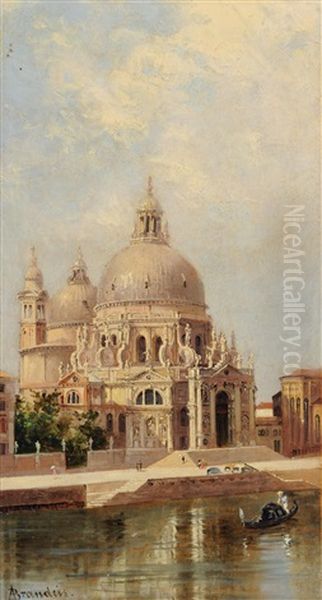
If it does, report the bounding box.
[215,391,229,447]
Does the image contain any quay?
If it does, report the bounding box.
[1,449,320,512]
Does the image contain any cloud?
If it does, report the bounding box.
[2,1,320,400]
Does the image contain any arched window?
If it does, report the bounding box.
[119,414,126,433]
[314,415,321,443]
[111,334,117,346]
[101,334,106,347]
[0,419,7,433]
[106,413,113,433]
[296,398,301,414]
[290,398,295,414]
[135,389,163,406]
[180,407,189,427]
[136,336,146,363]
[66,391,80,405]
[154,337,163,362]
[195,335,202,355]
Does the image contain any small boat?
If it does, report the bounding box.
[239,498,298,529]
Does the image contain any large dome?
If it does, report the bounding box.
[98,242,205,306]
[48,249,97,324]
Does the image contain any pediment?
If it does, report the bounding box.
[58,370,87,386]
[131,368,172,383]
[205,362,247,378]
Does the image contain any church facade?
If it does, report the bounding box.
[18,180,257,451]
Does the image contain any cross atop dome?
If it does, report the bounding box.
[131,178,169,245]
[148,175,153,195]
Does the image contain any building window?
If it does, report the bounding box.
[136,336,146,363]
[135,389,163,406]
[119,414,126,433]
[303,399,309,442]
[101,335,106,347]
[0,384,5,394]
[274,440,281,453]
[106,413,113,433]
[0,419,7,433]
[0,444,6,455]
[66,391,80,405]
[290,398,295,414]
[111,334,117,346]
[180,407,189,427]
[37,305,44,319]
[154,337,163,362]
[0,400,6,411]
[296,398,301,414]
[315,415,321,443]
[195,335,202,355]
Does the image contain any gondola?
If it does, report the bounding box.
[239,499,298,529]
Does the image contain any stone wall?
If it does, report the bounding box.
[0,485,86,512]
[0,452,66,475]
[87,448,168,470]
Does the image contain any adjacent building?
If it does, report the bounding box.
[0,371,16,455]
[255,401,282,454]
[273,369,322,457]
[17,179,257,451]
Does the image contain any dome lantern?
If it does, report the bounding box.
[68,247,90,285]
[48,247,97,325]
[24,246,44,292]
[131,177,169,245]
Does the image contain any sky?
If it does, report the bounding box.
[2,0,321,400]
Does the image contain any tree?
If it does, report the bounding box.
[14,393,107,467]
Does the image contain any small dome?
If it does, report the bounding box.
[98,242,205,306]
[48,249,97,324]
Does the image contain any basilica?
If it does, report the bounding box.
[18,179,257,451]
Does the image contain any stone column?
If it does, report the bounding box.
[188,370,197,450]
[140,416,145,448]
[209,387,217,447]
[234,386,242,446]
[127,413,133,448]
[167,410,173,451]
[196,380,203,449]
[248,386,256,445]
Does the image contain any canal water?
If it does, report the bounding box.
[0,490,320,600]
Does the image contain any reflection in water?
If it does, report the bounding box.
[0,491,320,600]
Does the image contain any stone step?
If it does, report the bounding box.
[86,476,147,507]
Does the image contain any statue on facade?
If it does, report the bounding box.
[247,352,255,370]
[144,348,152,365]
[14,441,19,454]
[219,332,227,355]
[146,416,156,437]
[236,352,243,369]
[61,438,66,452]
[184,323,192,347]
[88,437,93,452]
[133,421,140,447]
[35,440,41,454]
[206,346,213,369]
[58,362,65,379]
[70,351,78,372]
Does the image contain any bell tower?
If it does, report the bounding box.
[17,247,48,349]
